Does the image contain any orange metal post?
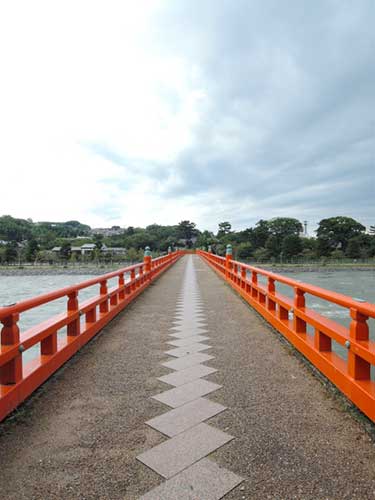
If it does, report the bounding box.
[348,308,370,380]
[267,278,276,312]
[131,269,136,292]
[225,244,232,280]
[99,280,109,314]
[0,313,22,384]
[144,247,152,278]
[67,291,80,336]
[241,266,246,289]
[118,273,125,300]
[293,287,306,334]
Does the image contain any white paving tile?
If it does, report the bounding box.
[152,379,221,408]
[166,335,210,347]
[169,329,209,338]
[139,458,243,500]
[146,398,226,437]
[164,343,211,357]
[162,352,214,371]
[136,423,233,479]
[158,364,217,387]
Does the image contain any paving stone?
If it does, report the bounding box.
[174,315,206,322]
[172,318,206,324]
[170,322,207,331]
[139,458,243,500]
[174,311,206,317]
[166,335,210,347]
[169,329,209,338]
[152,379,221,408]
[162,352,214,371]
[158,364,217,387]
[164,343,211,357]
[136,423,233,479]
[146,398,227,437]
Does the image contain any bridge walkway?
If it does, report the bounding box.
[0,255,375,499]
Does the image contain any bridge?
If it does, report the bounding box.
[0,250,375,499]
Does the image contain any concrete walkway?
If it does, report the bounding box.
[0,255,375,499]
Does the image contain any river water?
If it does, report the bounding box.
[0,270,374,366]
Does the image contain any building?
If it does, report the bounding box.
[51,244,127,256]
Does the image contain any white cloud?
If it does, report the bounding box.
[0,0,203,226]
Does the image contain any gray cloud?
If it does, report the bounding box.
[146,0,375,230]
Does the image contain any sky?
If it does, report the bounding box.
[0,0,374,233]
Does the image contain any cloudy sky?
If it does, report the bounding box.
[0,0,374,232]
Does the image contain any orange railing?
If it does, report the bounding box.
[0,251,182,421]
[197,249,375,422]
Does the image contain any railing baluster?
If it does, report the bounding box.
[314,328,331,351]
[251,271,258,299]
[293,287,306,334]
[0,313,22,384]
[67,291,80,336]
[348,308,370,380]
[119,273,125,300]
[99,280,108,314]
[267,278,276,312]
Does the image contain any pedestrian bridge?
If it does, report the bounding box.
[0,252,375,499]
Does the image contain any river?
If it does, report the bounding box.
[0,270,374,366]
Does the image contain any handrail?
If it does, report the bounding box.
[197,249,375,422]
[0,251,183,421]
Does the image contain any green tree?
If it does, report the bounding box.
[0,215,32,241]
[26,238,39,262]
[346,238,362,258]
[217,222,232,237]
[316,216,365,254]
[126,247,139,262]
[248,220,270,249]
[176,221,197,247]
[253,247,270,262]
[4,241,19,263]
[236,242,253,260]
[59,242,72,261]
[196,230,215,249]
[265,235,280,258]
[281,234,303,258]
[268,218,303,245]
[93,233,104,250]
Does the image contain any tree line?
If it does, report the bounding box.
[0,215,374,264]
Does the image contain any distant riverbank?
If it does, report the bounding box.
[256,264,375,273]
[0,264,133,276]
[0,261,375,276]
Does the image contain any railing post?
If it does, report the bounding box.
[348,308,370,380]
[99,280,109,314]
[67,291,80,336]
[225,244,232,279]
[144,246,152,280]
[0,313,22,384]
[251,271,258,299]
[131,268,136,292]
[139,265,144,285]
[293,287,306,334]
[241,266,246,289]
[118,273,125,300]
[267,277,276,312]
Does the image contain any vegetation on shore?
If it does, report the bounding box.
[0,215,374,266]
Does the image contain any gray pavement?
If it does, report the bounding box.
[0,255,375,499]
